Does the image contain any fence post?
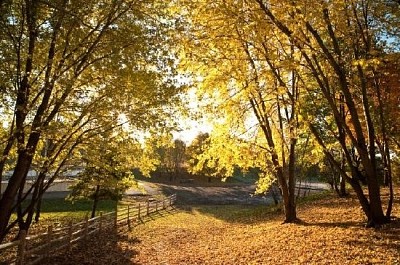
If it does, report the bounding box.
[84,214,89,241]
[163,199,165,210]
[127,205,131,231]
[68,221,73,251]
[169,195,172,206]
[46,225,53,258]
[138,203,141,219]
[155,201,158,212]
[146,200,150,216]
[17,230,27,265]
[99,212,103,232]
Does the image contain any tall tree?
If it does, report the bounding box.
[0,0,182,241]
[178,0,399,226]
[251,0,398,226]
[178,0,306,222]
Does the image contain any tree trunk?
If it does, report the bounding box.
[34,195,43,223]
[0,152,34,243]
[339,176,346,197]
[386,171,394,218]
[286,137,297,223]
[367,184,387,227]
[270,184,280,205]
[349,168,388,227]
[276,163,297,223]
[34,177,46,223]
[338,155,347,197]
[91,185,101,219]
[17,172,47,232]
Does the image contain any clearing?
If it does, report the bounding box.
[43,188,400,265]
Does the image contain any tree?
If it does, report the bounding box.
[251,0,398,226]
[152,134,187,181]
[0,0,182,241]
[171,139,187,180]
[178,0,308,222]
[177,0,399,226]
[67,133,150,218]
[187,132,215,182]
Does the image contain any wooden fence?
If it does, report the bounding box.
[0,194,177,265]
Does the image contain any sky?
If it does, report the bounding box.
[171,88,212,144]
[172,118,212,144]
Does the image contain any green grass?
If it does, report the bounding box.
[15,198,118,225]
[38,198,117,213]
[296,190,333,204]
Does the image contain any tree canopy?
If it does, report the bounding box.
[1,0,399,242]
[176,0,400,226]
[0,0,184,241]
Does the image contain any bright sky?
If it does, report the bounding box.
[172,119,212,144]
[172,88,213,144]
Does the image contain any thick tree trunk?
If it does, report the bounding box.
[366,179,388,227]
[276,168,293,222]
[276,164,297,222]
[348,170,388,227]
[286,138,297,223]
[347,177,371,218]
[0,152,34,242]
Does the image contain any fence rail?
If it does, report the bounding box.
[0,194,177,265]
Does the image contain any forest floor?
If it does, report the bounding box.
[44,188,400,265]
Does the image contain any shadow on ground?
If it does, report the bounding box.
[133,207,179,227]
[41,206,180,265]
[42,226,138,265]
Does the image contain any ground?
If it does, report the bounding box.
[43,186,400,265]
[127,177,329,205]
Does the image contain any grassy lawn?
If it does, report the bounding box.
[12,198,118,233]
[43,188,400,265]
[38,198,117,213]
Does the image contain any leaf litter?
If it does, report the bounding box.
[43,189,400,264]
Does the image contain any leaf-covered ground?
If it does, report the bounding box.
[45,191,400,265]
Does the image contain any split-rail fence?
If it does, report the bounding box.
[0,194,177,264]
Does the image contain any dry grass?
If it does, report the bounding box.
[44,189,400,265]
